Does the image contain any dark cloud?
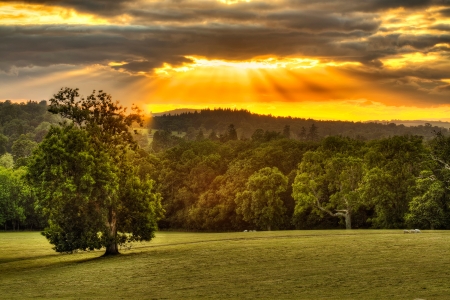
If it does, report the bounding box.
[431,24,450,31]
[439,7,450,16]
[0,23,378,72]
[438,84,450,91]
[265,11,380,32]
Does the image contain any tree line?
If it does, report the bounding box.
[151,108,447,141]
[153,133,450,231]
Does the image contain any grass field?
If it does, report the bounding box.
[1,230,450,299]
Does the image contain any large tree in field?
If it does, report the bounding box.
[28,88,163,255]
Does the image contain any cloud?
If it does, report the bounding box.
[1,0,133,16]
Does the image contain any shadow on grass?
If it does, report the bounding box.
[0,250,105,265]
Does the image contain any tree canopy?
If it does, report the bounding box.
[27,88,163,255]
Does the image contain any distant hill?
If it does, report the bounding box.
[151,108,448,141]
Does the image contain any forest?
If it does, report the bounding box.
[1,100,450,233]
[151,108,447,141]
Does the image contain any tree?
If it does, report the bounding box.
[222,124,237,142]
[0,134,7,155]
[292,150,364,229]
[283,125,291,139]
[307,124,319,141]
[251,129,265,142]
[0,166,29,230]
[360,135,426,228]
[235,167,288,231]
[297,127,307,141]
[0,153,14,169]
[405,171,447,229]
[28,88,163,255]
[11,134,37,167]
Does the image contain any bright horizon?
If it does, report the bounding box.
[1,0,450,121]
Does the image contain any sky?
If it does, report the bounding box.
[1,0,450,121]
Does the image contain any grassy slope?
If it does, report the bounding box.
[1,230,450,299]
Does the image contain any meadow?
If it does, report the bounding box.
[1,230,450,299]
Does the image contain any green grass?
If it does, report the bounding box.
[1,230,450,299]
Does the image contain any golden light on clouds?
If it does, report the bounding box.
[218,0,251,4]
[0,2,109,25]
[152,56,361,78]
[147,56,366,111]
[378,6,450,36]
[381,52,441,69]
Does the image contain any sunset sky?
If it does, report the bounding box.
[1,0,450,121]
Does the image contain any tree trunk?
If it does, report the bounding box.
[103,208,120,256]
[267,224,271,231]
[345,212,351,229]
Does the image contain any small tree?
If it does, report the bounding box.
[28,88,163,255]
[235,167,288,230]
[283,125,291,139]
[307,124,319,141]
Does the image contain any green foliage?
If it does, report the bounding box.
[235,167,288,230]
[292,135,429,229]
[158,137,313,231]
[152,130,183,152]
[11,134,38,167]
[0,153,14,169]
[0,166,32,230]
[0,100,58,155]
[28,88,163,255]
[0,134,7,155]
[360,136,427,228]
[292,144,365,229]
[405,171,447,229]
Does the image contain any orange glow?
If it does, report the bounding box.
[148,56,363,106]
[152,56,355,77]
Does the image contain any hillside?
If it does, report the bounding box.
[151,108,447,141]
